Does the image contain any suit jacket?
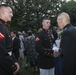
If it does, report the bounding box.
[12,36,20,60]
[60,24,76,75]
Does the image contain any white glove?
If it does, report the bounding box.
[52,46,59,52]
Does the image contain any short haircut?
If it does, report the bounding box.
[11,30,17,34]
[57,12,70,20]
[27,30,32,36]
[0,4,10,9]
[42,17,50,22]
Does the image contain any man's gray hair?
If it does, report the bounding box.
[58,12,70,20]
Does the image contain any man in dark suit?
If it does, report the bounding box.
[11,31,20,75]
[11,31,20,60]
[57,12,76,75]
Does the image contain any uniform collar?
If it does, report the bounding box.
[0,19,6,25]
[63,23,71,31]
[42,28,48,32]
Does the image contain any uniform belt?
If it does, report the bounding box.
[8,51,12,56]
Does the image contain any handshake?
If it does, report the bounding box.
[52,46,61,57]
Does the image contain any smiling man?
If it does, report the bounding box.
[0,4,20,75]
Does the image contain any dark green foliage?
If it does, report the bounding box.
[61,0,76,26]
[0,0,76,32]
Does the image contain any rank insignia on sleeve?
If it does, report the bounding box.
[35,37,40,42]
[0,32,5,40]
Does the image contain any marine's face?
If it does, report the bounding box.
[42,20,51,30]
[3,7,13,22]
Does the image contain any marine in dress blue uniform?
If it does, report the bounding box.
[35,17,58,75]
[0,4,20,75]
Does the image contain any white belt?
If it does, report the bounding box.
[8,51,12,56]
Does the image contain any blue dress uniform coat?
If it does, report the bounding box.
[0,19,17,75]
[60,24,76,75]
[35,29,57,69]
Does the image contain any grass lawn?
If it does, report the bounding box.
[19,57,39,75]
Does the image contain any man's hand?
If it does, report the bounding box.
[52,46,61,57]
[13,62,20,75]
[53,51,60,57]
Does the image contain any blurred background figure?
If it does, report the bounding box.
[18,31,25,67]
[24,30,38,72]
[37,28,42,33]
[22,31,28,38]
[11,31,20,61]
